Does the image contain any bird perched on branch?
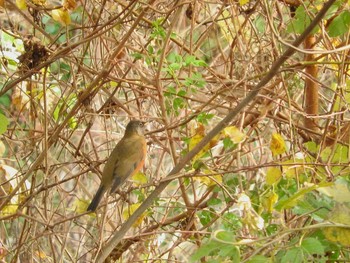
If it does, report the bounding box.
[87,120,147,212]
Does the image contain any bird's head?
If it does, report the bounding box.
[125,120,146,136]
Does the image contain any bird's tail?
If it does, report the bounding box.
[87,186,105,212]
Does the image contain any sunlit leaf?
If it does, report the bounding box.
[266,167,282,185]
[189,123,219,163]
[239,0,249,5]
[122,203,146,227]
[1,204,18,215]
[0,113,9,135]
[262,191,278,213]
[194,168,222,186]
[35,250,48,259]
[52,8,71,25]
[282,159,307,180]
[303,141,318,154]
[132,171,148,186]
[323,204,350,246]
[317,180,350,203]
[270,133,287,156]
[223,126,246,144]
[16,0,27,9]
[217,10,244,43]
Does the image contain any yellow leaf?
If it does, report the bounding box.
[323,204,350,246]
[270,133,287,156]
[1,204,18,216]
[72,199,90,214]
[239,0,249,6]
[16,0,27,10]
[35,250,48,259]
[282,159,306,180]
[0,0,4,8]
[266,167,282,185]
[223,126,246,143]
[195,168,222,186]
[318,181,350,203]
[217,10,233,43]
[189,123,219,163]
[52,8,71,25]
[122,203,146,227]
[262,191,278,213]
[132,171,148,186]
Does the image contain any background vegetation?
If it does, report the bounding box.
[1,0,350,262]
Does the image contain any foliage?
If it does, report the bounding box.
[0,0,350,262]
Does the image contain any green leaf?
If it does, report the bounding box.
[177,89,186,97]
[184,55,207,67]
[190,240,221,262]
[222,213,242,231]
[207,198,222,207]
[281,247,303,263]
[198,210,215,226]
[301,237,324,255]
[168,62,182,71]
[303,141,318,154]
[218,244,239,260]
[0,113,9,135]
[184,72,206,88]
[332,144,348,163]
[293,192,331,221]
[147,45,154,54]
[0,94,11,110]
[197,112,214,124]
[275,182,331,211]
[173,97,184,110]
[131,53,143,60]
[328,10,350,37]
[223,137,234,149]
[287,6,318,34]
[215,230,236,243]
[167,52,182,63]
[320,147,332,162]
[254,15,266,33]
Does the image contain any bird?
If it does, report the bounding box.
[87,120,147,212]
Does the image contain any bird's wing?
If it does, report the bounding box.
[110,135,146,193]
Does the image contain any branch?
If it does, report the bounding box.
[95,0,337,261]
